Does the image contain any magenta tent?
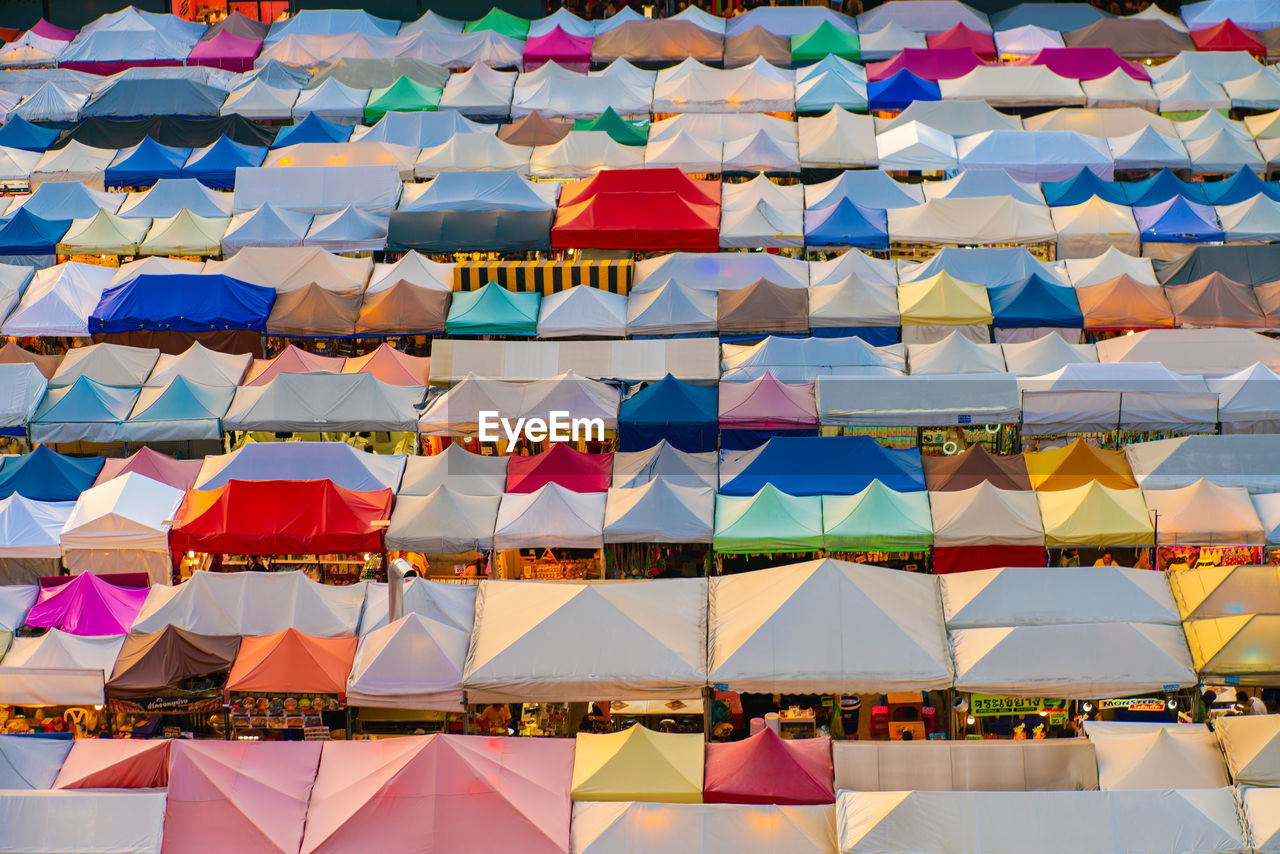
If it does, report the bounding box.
[524,27,593,72]
[29,19,78,41]
[719,372,817,430]
[163,740,321,854]
[300,734,575,854]
[187,30,262,72]
[704,729,834,805]
[23,573,148,636]
[1015,47,1148,81]
[927,24,996,61]
[867,48,989,81]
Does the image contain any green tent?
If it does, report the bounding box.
[574,107,649,147]
[365,76,443,122]
[822,480,933,552]
[445,282,541,336]
[464,8,530,39]
[791,20,861,63]
[714,484,824,553]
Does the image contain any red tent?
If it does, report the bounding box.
[867,48,988,81]
[505,443,613,494]
[703,729,834,805]
[926,24,996,61]
[551,168,721,252]
[53,739,170,789]
[1191,19,1267,58]
[932,545,1047,573]
[168,479,393,557]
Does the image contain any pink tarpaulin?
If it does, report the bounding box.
[704,729,834,805]
[23,572,149,636]
[927,24,996,61]
[524,27,593,72]
[96,447,202,491]
[187,30,262,73]
[29,19,78,41]
[867,48,990,81]
[505,443,613,494]
[301,735,575,854]
[719,372,817,429]
[54,739,170,789]
[163,740,321,854]
[1015,47,1148,81]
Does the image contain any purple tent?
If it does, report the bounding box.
[524,26,593,72]
[1014,47,1148,81]
[29,19,78,41]
[187,30,261,72]
[867,48,989,81]
[23,573,149,637]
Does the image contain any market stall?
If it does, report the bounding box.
[224,628,357,739]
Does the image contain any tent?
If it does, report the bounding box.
[890,196,1055,246]
[1158,244,1280,286]
[60,9,201,74]
[188,30,261,72]
[221,81,300,121]
[1063,18,1194,58]
[23,572,147,635]
[0,733,72,789]
[1096,328,1280,376]
[613,441,717,490]
[56,209,145,256]
[930,482,1046,572]
[868,48,989,82]
[1002,336,1098,378]
[28,375,138,445]
[505,444,612,494]
[719,372,817,429]
[720,335,903,383]
[386,487,498,556]
[1108,126,1189,171]
[793,21,861,63]
[464,576,706,702]
[714,485,823,553]
[618,375,717,453]
[795,58,868,113]
[0,629,125,705]
[1065,248,1157,287]
[721,435,922,497]
[439,65,515,118]
[1217,714,1280,785]
[575,108,649,145]
[995,25,1065,56]
[83,79,223,121]
[225,371,423,433]
[391,172,557,253]
[131,569,367,636]
[1082,67,1159,109]
[1168,564,1280,620]
[987,274,1083,328]
[342,345,430,387]
[898,271,993,326]
[0,445,104,501]
[718,279,808,333]
[1164,272,1265,327]
[552,169,720,252]
[398,445,508,497]
[50,343,156,389]
[301,735,573,854]
[955,129,1108,183]
[821,480,932,551]
[929,22,996,58]
[59,472,184,584]
[868,70,942,111]
[52,738,170,789]
[1084,721,1229,790]
[942,67,1086,110]
[1050,197,1140,259]
[144,342,252,388]
[225,628,357,699]
[0,495,71,584]
[0,360,46,430]
[1209,364,1280,432]
[833,738,1098,791]
[118,177,232,219]
[1218,195,1280,242]
[1122,435,1280,493]
[603,478,713,544]
[705,729,833,805]
[627,281,718,337]
[573,802,837,854]
[857,1,992,36]
[357,269,451,335]
[271,113,352,148]
[1183,614,1280,682]
[514,64,651,121]
[492,482,606,550]
[524,28,594,73]
[162,740,321,854]
[1024,439,1137,491]
[924,445,1033,492]
[1225,67,1280,109]
[105,625,239,701]
[445,282,540,336]
[530,7,594,38]
[122,378,234,443]
[798,110,875,172]
[572,725,704,803]
[1035,481,1153,546]
[1042,167,1129,207]
[1077,274,1175,330]
[0,117,59,152]
[591,20,724,64]
[808,276,900,335]
[536,285,627,338]
[364,76,443,123]
[1155,72,1230,113]
[0,790,166,854]
[1143,478,1265,544]
[221,204,312,253]
[291,78,370,125]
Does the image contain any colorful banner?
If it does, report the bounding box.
[969,694,1067,717]
[1098,698,1167,712]
[1158,545,1263,571]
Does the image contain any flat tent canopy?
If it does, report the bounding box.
[573,802,837,854]
[0,629,125,705]
[195,443,406,492]
[0,790,166,854]
[0,733,73,789]
[719,435,924,496]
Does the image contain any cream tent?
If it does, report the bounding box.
[1083,721,1229,790]
[220,80,298,120]
[1051,196,1142,258]
[860,21,926,60]
[138,208,230,256]
[528,131,645,180]
[833,740,1099,792]
[130,570,367,636]
[603,479,713,544]
[511,62,651,120]
[492,484,607,551]
[941,566,1179,629]
[1035,482,1154,547]
[57,209,149,255]
[1242,783,1280,854]
[809,275,901,330]
[708,559,952,694]
[1125,435,1280,493]
[0,629,125,705]
[59,472,184,585]
[798,108,877,169]
[1001,335,1098,377]
[195,442,405,491]
[385,486,498,555]
[1183,614,1280,682]
[1063,247,1157,287]
[1217,195,1280,243]
[1210,364,1280,433]
[223,372,424,433]
[397,444,508,497]
[1082,68,1160,110]
[1168,564,1280,620]
[51,342,158,388]
[1155,73,1229,113]
[414,133,532,176]
[1142,478,1266,544]
[537,286,629,338]
[922,171,1043,205]
[347,610,473,710]
[875,122,959,172]
[1216,714,1280,785]
[810,249,897,288]
[652,57,795,114]
[940,66,1085,108]
[206,246,372,294]
[889,197,1056,245]
[29,140,114,189]
[930,483,1045,548]
[571,802,837,854]
[907,332,1005,375]
[612,441,717,490]
[627,281,718,336]
[898,271,993,326]
[463,577,707,702]
[878,100,1022,137]
[835,789,1246,854]
[719,175,803,249]
[145,342,251,388]
[0,790,166,854]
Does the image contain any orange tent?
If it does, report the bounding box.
[1076,274,1175,330]
[342,343,430,386]
[1023,438,1137,492]
[224,628,358,700]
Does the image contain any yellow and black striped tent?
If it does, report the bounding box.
[453,259,633,294]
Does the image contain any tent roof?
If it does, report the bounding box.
[930,482,1045,547]
[714,484,824,553]
[898,271,993,325]
[603,479,713,544]
[553,168,721,252]
[571,725,704,803]
[1183,614,1280,682]
[944,565,1177,629]
[718,372,817,428]
[385,487,498,556]
[23,571,148,636]
[106,625,240,698]
[1063,18,1194,58]
[1085,721,1230,789]
[705,729,834,805]
[0,629,125,705]
[923,444,1032,491]
[612,440,718,490]
[822,480,933,552]
[0,444,104,501]
[492,482,606,550]
[399,444,508,497]
[1143,478,1265,545]
[1217,714,1280,785]
[1036,481,1153,546]
[60,470,184,552]
[506,443,613,495]
[90,273,273,334]
[0,494,71,559]
[0,733,72,789]
[1024,438,1137,491]
[572,802,836,854]
[1076,274,1175,330]
[146,342,251,388]
[908,332,1006,375]
[0,789,165,854]
[226,627,357,698]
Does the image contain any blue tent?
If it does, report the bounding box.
[269,113,353,148]
[1134,196,1224,243]
[989,3,1111,31]
[104,137,192,188]
[989,273,1084,328]
[809,169,921,210]
[389,172,556,253]
[1181,0,1280,31]
[444,281,540,336]
[1122,168,1209,206]
[11,183,123,219]
[28,376,139,445]
[868,70,940,112]
[1042,168,1128,207]
[89,274,274,334]
[356,111,494,148]
[0,209,72,255]
[904,247,1062,287]
[182,136,268,190]
[80,78,225,119]
[122,376,235,443]
[266,8,401,41]
[1201,168,1280,205]
[221,204,313,254]
[0,445,104,500]
[0,118,60,152]
[246,60,312,89]
[720,435,925,496]
[0,734,74,789]
[795,57,868,113]
[804,199,889,249]
[618,374,717,453]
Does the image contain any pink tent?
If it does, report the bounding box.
[29,19,78,41]
[704,729,834,805]
[301,734,574,854]
[163,740,321,854]
[187,29,262,73]
[23,573,149,636]
[524,27,594,72]
[1015,47,1148,81]
[96,447,203,491]
[505,443,613,494]
[927,24,996,61]
[719,372,817,429]
[54,739,170,789]
[867,48,989,81]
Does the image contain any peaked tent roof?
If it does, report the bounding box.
[571,725,704,803]
[552,168,721,252]
[822,480,933,552]
[106,625,239,698]
[51,736,170,789]
[942,565,1179,628]
[492,482,606,550]
[713,485,824,553]
[720,435,923,496]
[704,729,834,805]
[23,571,148,636]
[1036,480,1154,546]
[923,444,1032,492]
[225,627,358,699]
[1085,721,1230,789]
[0,445,104,501]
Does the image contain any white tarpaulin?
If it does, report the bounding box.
[59,472,184,586]
[833,740,1098,792]
[397,444,508,497]
[492,484,607,550]
[818,374,1021,426]
[0,789,166,854]
[941,566,1180,629]
[907,333,1006,375]
[1083,721,1229,790]
[428,339,719,384]
[537,286,629,338]
[612,441,717,490]
[2,262,114,338]
[603,479,713,544]
[1018,362,1219,435]
[1216,714,1280,786]
[1001,335,1097,377]
[635,251,809,292]
[798,108,877,169]
[571,802,838,854]
[1124,435,1280,493]
[888,196,1056,245]
[0,629,125,705]
[385,486,498,554]
[722,336,904,383]
[347,611,472,711]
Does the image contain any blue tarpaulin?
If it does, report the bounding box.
[269,113,353,148]
[989,3,1110,31]
[1134,196,1224,243]
[1042,168,1128,206]
[868,69,940,111]
[265,8,401,42]
[0,445,104,501]
[89,274,274,333]
[721,435,925,496]
[182,136,268,189]
[28,376,139,445]
[989,273,1085,327]
[1201,167,1280,205]
[0,118,59,152]
[618,374,718,453]
[903,247,1061,287]
[104,137,191,188]
[444,281,541,336]
[1123,168,1209,206]
[0,209,72,255]
[804,199,889,249]
[12,183,122,219]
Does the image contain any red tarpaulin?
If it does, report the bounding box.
[1014,47,1149,80]
[168,479,392,557]
[927,24,996,61]
[867,48,989,81]
[932,545,1047,573]
[1191,19,1267,58]
[703,729,834,805]
[551,168,721,251]
[505,443,613,494]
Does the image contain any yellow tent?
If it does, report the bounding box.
[571,725,703,803]
[1183,614,1280,683]
[57,209,150,255]
[1023,438,1137,492]
[139,208,230,256]
[897,271,993,326]
[1168,565,1280,621]
[1036,481,1153,547]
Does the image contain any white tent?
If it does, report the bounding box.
[1095,328,1280,377]
[397,444,508,497]
[12,83,87,123]
[956,131,1112,183]
[572,802,837,854]
[1051,196,1141,259]
[220,80,298,120]
[879,100,1022,137]
[859,21,926,60]
[922,171,1044,206]
[291,77,370,124]
[1225,68,1280,111]
[1143,478,1266,545]
[941,566,1179,629]
[1186,129,1264,174]
[1155,73,1230,113]
[223,372,424,433]
[798,108,877,169]
[463,576,708,702]
[635,250,810,291]
[1216,714,1280,785]
[627,280,718,337]
[0,789,166,854]
[385,486,499,554]
[1175,109,1251,142]
[537,286,629,338]
[145,342,251,388]
[1063,248,1157,287]
[1217,195,1280,243]
[795,57,867,113]
[439,64,515,117]
[1254,493,1280,545]
[810,249,897,288]
[1018,361,1219,434]
[719,175,803,249]
[0,496,72,561]
[368,250,453,292]
[612,441,718,490]
[356,575,477,636]
[888,197,1056,245]
[1151,51,1261,85]
[940,66,1085,108]
[708,559,952,694]
[1242,786,1280,854]
[1083,721,1230,790]
[836,789,1246,854]
[0,629,125,705]
[809,275,901,330]
[1209,363,1280,432]
[644,130,722,173]
[52,342,159,388]
[930,483,1045,548]
[29,140,115,189]
[529,131,645,180]
[1107,126,1190,171]
[817,373,1022,426]
[347,611,472,711]
[721,335,904,382]
[1001,335,1098,377]
[1082,69,1159,111]
[59,472,184,585]
[994,25,1064,55]
[130,570,367,635]
[493,483,607,551]
[652,57,794,114]
[722,129,800,174]
[876,122,959,172]
[1,262,113,337]
[1125,435,1280,493]
[529,7,594,38]
[414,133,532,176]
[907,332,1006,375]
[833,740,1099,792]
[0,362,46,430]
[603,479,713,544]
[511,62,651,120]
